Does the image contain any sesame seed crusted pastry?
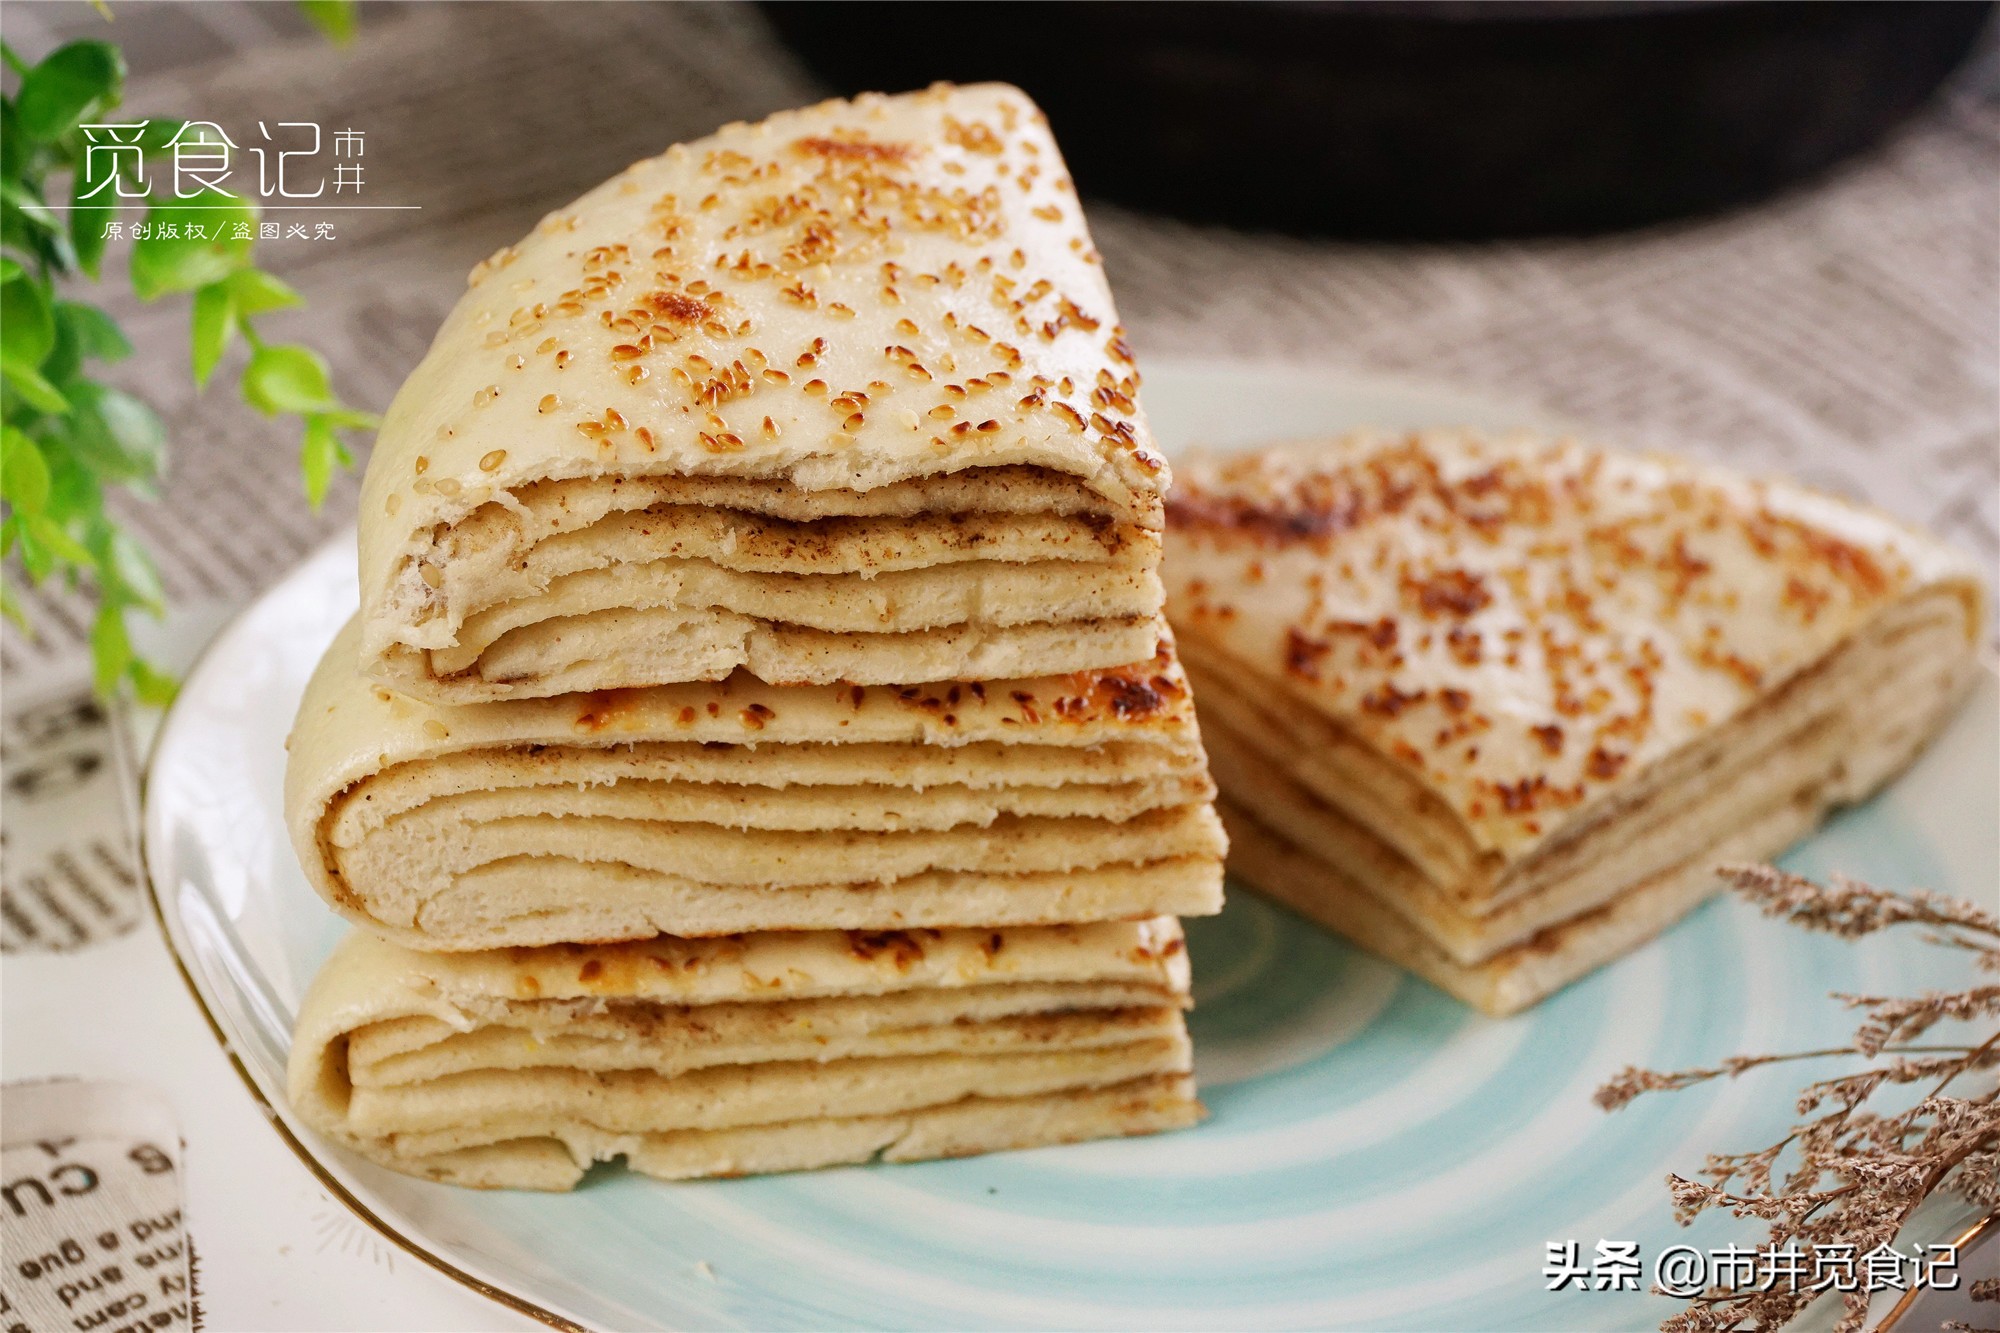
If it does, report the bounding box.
[356,83,1168,702]
[288,919,1200,1189]
[1165,431,1986,1016]
[286,618,1225,951]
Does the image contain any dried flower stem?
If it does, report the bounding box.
[1599,865,2000,1333]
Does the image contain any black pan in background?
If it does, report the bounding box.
[760,1,1994,239]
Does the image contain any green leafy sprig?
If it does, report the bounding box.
[1,32,374,701]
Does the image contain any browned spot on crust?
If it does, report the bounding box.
[1360,682,1427,718]
[645,290,714,323]
[573,690,644,732]
[1586,745,1628,780]
[847,929,934,969]
[795,135,911,163]
[1286,628,1331,681]
[1404,568,1491,619]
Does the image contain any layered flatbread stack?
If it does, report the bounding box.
[354,89,1171,703]
[286,619,1222,952]
[283,84,1225,1190]
[1164,431,1984,1016]
[291,922,1196,1189]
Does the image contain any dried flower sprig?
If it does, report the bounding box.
[1597,864,2000,1333]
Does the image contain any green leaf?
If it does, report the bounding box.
[102,526,165,614]
[2,358,71,415]
[317,406,381,431]
[8,516,53,579]
[2,427,52,512]
[42,435,105,517]
[14,42,125,142]
[40,307,84,389]
[129,656,178,707]
[90,601,132,697]
[297,0,360,45]
[0,179,62,237]
[243,343,333,415]
[60,382,165,485]
[129,118,190,157]
[71,174,113,279]
[190,281,236,388]
[301,413,341,508]
[2,179,78,275]
[56,301,133,363]
[0,575,28,633]
[129,189,256,299]
[226,267,302,316]
[1,277,56,368]
[0,257,23,284]
[25,511,92,566]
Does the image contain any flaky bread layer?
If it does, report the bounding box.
[1196,588,1978,963]
[433,476,1150,616]
[1166,432,1986,871]
[290,925,1200,1189]
[344,1074,1203,1191]
[328,738,1207,843]
[348,1033,1191,1154]
[288,618,1215,940]
[423,550,1162,675]
[349,983,1188,1087]
[393,605,1164,703]
[336,803,1227,931]
[1219,791,1810,1018]
[363,854,1226,952]
[361,86,1171,676]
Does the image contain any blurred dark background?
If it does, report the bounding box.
[765,1,1994,237]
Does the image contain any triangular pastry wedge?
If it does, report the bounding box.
[355,83,1169,701]
[1164,431,1985,1015]
[289,920,1200,1189]
[287,619,1225,951]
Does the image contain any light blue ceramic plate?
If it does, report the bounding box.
[142,363,1997,1331]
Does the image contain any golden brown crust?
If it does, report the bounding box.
[359,83,1167,666]
[1165,431,1986,861]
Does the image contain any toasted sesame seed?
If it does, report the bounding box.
[480,449,507,472]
